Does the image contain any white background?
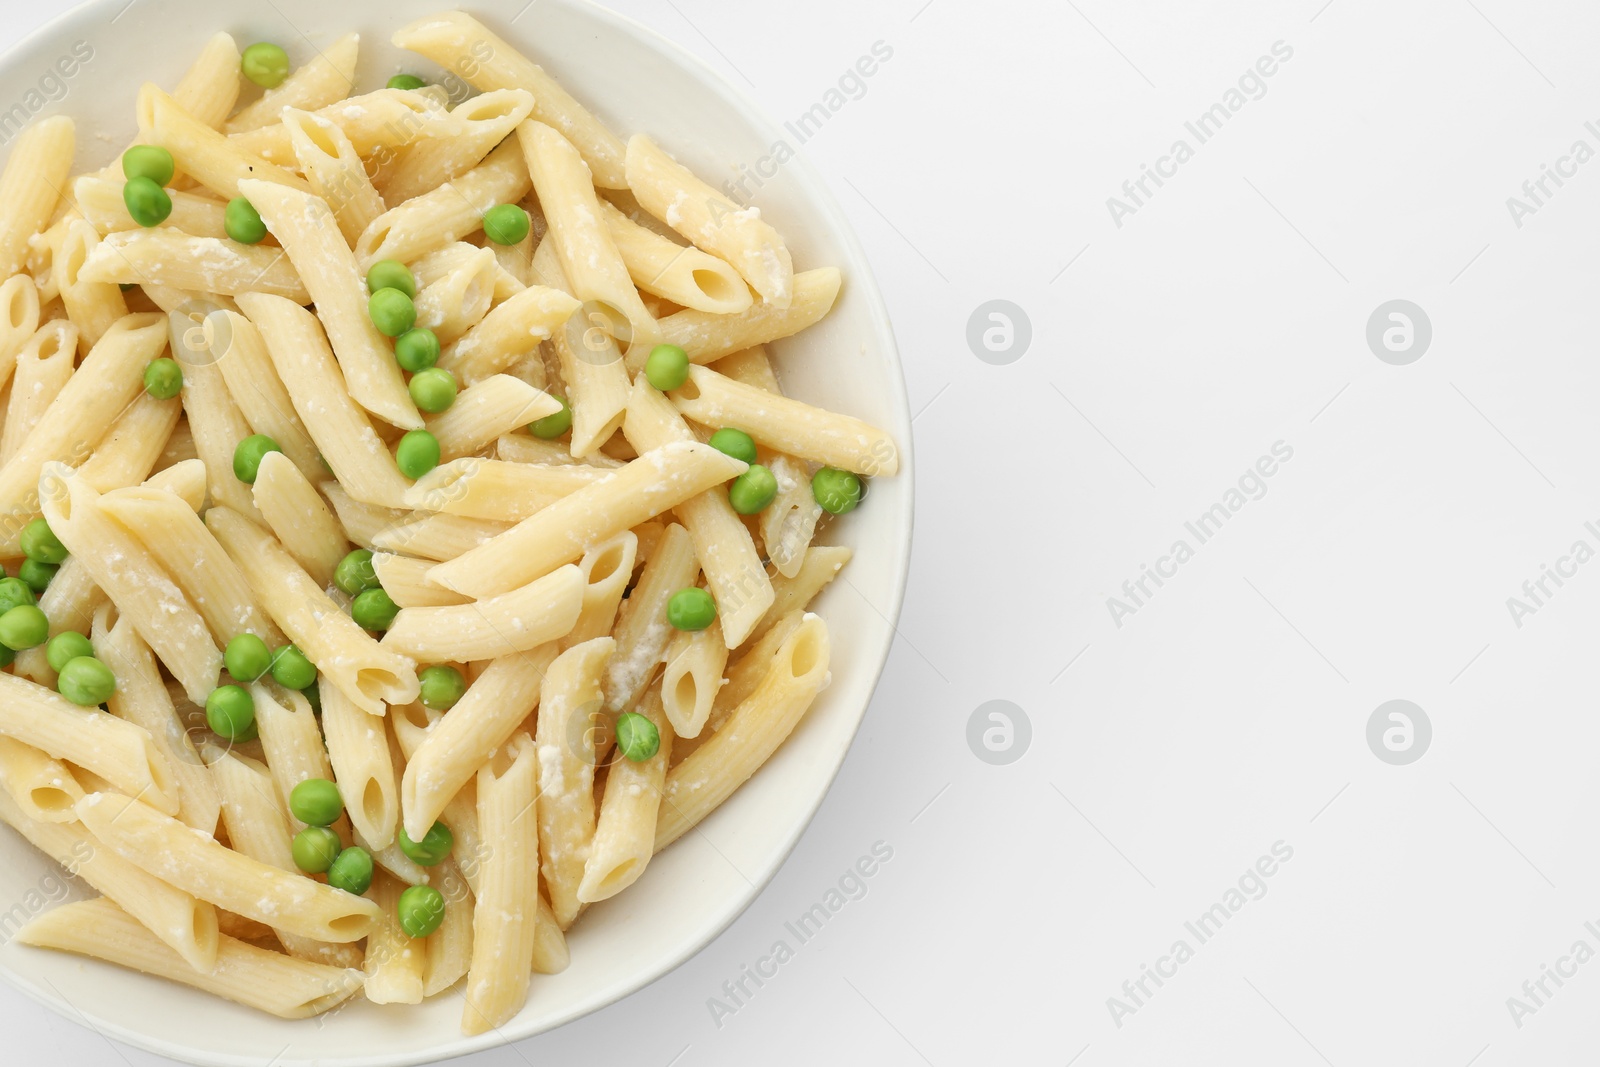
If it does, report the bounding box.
[7,0,1600,1064]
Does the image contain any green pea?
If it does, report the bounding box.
[270,644,317,689]
[0,645,15,668]
[408,368,456,414]
[352,588,401,631]
[121,145,175,186]
[666,588,716,632]
[481,203,529,246]
[643,344,690,391]
[289,778,343,827]
[0,604,48,650]
[0,577,36,614]
[387,74,427,91]
[728,464,778,515]
[395,429,440,480]
[334,548,379,596]
[397,884,446,938]
[17,559,55,596]
[418,664,465,710]
[118,283,137,292]
[233,434,282,483]
[811,467,862,514]
[368,287,416,338]
[58,657,115,706]
[327,846,373,895]
[366,259,416,300]
[20,518,66,564]
[615,711,661,762]
[397,820,453,867]
[303,680,322,713]
[122,176,172,228]
[241,42,291,89]
[143,357,183,399]
[45,631,94,673]
[529,395,571,439]
[708,427,757,464]
[205,684,255,741]
[224,633,272,681]
[224,197,267,244]
[394,327,440,372]
[292,826,342,874]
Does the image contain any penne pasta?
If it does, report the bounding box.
[535,636,613,927]
[0,116,73,279]
[381,563,583,662]
[224,33,361,134]
[461,733,539,1035]
[658,266,841,364]
[251,452,349,589]
[424,372,561,461]
[578,690,672,903]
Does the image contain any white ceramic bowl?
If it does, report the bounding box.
[0,2,912,1063]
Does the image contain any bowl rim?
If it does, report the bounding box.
[0,0,916,1063]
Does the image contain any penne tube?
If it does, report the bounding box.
[208,748,364,969]
[370,551,470,608]
[54,220,128,347]
[207,506,420,714]
[658,266,841,364]
[41,467,223,705]
[249,682,344,841]
[393,11,628,188]
[140,456,208,511]
[626,133,793,308]
[671,363,898,477]
[437,282,580,384]
[529,237,629,457]
[74,392,184,493]
[92,601,221,835]
[0,669,178,814]
[0,736,84,823]
[399,648,554,842]
[520,121,656,353]
[97,485,285,648]
[0,273,40,388]
[0,793,219,974]
[79,228,309,301]
[461,733,539,1035]
[426,441,747,599]
[234,293,412,508]
[705,612,805,738]
[366,872,426,1005]
[77,791,382,942]
[15,897,364,1019]
[322,482,406,548]
[321,681,400,850]
[371,511,512,562]
[655,615,830,849]
[172,310,262,522]
[382,563,582,663]
[598,197,752,315]
[562,533,637,649]
[212,310,322,479]
[239,178,421,430]
[425,373,560,461]
[355,138,531,269]
[403,457,611,521]
[144,85,311,200]
[0,116,73,278]
[0,313,161,555]
[603,522,697,713]
[756,545,852,642]
[497,432,623,468]
[381,88,535,205]
[659,620,728,739]
[535,637,612,927]
[282,108,387,246]
[223,33,360,134]
[423,858,474,997]
[251,452,349,589]
[230,87,451,167]
[578,689,673,903]
[0,320,76,465]
[413,244,496,345]
[74,175,228,238]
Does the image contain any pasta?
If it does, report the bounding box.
[0,14,899,1036]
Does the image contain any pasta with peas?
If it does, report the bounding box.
[0,11,896,1037]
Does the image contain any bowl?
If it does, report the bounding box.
[0,1,913,1063]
